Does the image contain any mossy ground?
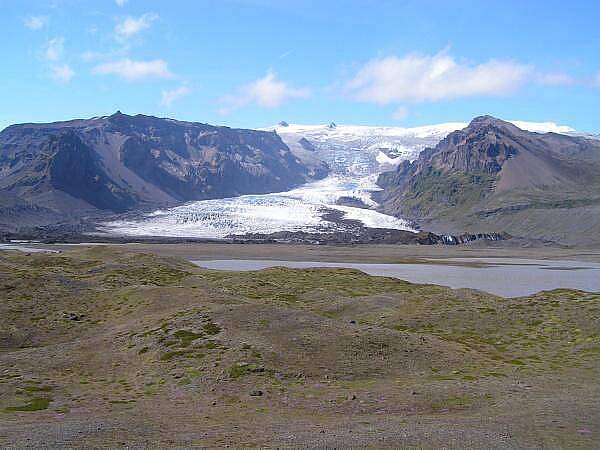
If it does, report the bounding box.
[0,246,599,448]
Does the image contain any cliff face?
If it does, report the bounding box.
[0,112,328,227]
[376,116,600,245]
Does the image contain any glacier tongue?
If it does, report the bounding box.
[102,120,576,238]
[104,195,327,238]
[102,122,462,238]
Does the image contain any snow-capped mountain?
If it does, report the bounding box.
[267,120,576,159]
[265,122,467,167]
[103,119,576,238]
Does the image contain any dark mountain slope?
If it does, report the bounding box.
[376,116,600,245]
[0,112,328,229]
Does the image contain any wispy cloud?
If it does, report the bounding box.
[391,106,408,121]
[535,70,600,87]
[537,72,576,86]
[115,0,128,6]
[45,37,64,62]
[346,51,532,104]
[115,13,158,41]
[81,47,126,63]
[93,58,173,81]
[42,37,75,83]
[161,85,192,107]
[81,50,103,62]
[24,15,48,30]
[50,64,75,83]
[219,71,310,114]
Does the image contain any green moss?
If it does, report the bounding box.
[227,362,264,379]
[228,364,249,379]
[103,265,189,287]
[203,322,222,336]
[5,397,51,412]
[23,385,53,393]
[431,395,473,412]
[508,359,526,366]
[486,371,506,378]
[172,329,203,346]
[160,350,190,361]
[204,267,417,303]
[205,341,218,349]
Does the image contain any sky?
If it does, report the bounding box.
[1,0,599,132]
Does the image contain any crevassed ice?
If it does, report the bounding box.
[105,195,327,238]
[102,122,458,237]
[103,120,574,238]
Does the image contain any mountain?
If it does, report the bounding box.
[0,112,327,230]
[103,122,472,239]
[376,116,600,245]
[264,122,468,171]
[265,120,578,177]
[103,119,576,241]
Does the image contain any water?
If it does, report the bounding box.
[192,258,600,298]
[0,243,60,253]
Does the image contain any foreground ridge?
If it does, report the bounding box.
[0,247,598,447]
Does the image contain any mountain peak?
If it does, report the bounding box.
[469,115,511,127]
[466,115,524,136]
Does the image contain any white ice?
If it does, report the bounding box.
[102,120,575,238]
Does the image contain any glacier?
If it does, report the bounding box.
[102,120,575,238]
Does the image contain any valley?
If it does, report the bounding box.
[2,115,600,447]
[93,118,591,244]
[3,2,599,448]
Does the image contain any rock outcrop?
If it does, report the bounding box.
[0,112,328,229]
[376,116,600,245]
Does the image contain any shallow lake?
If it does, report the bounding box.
[193,258,600,297]
[0,243,60,253]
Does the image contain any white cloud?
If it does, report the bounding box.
[537,72,575,86]
[347,52,532,104]
[593,72,600,87]
[115,13,158,40]
[93,58,173,81]
[161,85,192,107]
[81,46,128,63]
[391,106,408,121]
[42,37,74,83]
[45,37,64,62]
[24,15,48,30]
[81,50,101,62]
[219,71,310,114]
[50,64,75,83]
[115,0,128,6]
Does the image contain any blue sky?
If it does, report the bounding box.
[1,0,599,132]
